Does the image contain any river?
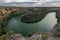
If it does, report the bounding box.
[6,12,57,36]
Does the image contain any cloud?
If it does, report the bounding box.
[0,0,60,3]
[4,0,53,2]
[0,0,60,7]
[0,0,6,3]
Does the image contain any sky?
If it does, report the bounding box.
[5,0,39,2]
[1,0,58,2]
[0,0,60,7]
[4,0,60,2]
[4,0,49,2]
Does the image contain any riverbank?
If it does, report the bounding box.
[0,23,60,40]
[0,7,60,40]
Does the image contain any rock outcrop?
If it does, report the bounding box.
[9,34,26,40]
[51,23,60,38]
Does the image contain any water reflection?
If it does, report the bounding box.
[7,12,57,36]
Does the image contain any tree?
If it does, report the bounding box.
[41,33,48,40]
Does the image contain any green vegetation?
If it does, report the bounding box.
[1,12,25,34]
[21,9,49,24]
[1,7,50,35]
[53,32,60,38]
[27,30,37,37]
[0,7,60,38]
[56,27,60,32]
[0,31,14,40]
[53,27,60,38]
[41,33,48,40]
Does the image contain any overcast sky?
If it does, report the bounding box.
[0,0,60,2]
[1,0,59,2]
[0,0,60,7]
[4,0,51,2]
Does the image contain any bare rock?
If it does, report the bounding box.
[9,34,26,40]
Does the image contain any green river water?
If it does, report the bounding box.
[6,12,57,36]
